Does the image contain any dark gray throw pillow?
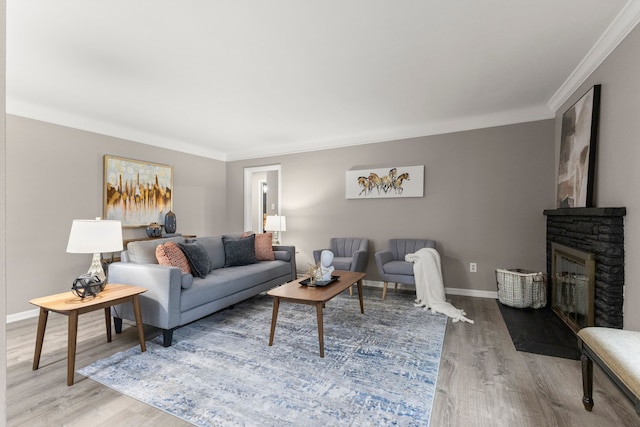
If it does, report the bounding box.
[223,234,257,267]
[178,242,212,278]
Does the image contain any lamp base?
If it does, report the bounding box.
[271,231,281,245]
[71,273,105,298]
[87,252,107,282]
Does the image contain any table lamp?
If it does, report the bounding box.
[66,218,123,297]
[265,215,286,244]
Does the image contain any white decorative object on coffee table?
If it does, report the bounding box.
[320,250,335,281]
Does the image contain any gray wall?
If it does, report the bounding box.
[7,25,638,333]
[555,24,640,331]
[1,0,7,420]
[5,115,227,316]
[227,120,556,295]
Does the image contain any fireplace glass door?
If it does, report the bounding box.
[551,243,595,332]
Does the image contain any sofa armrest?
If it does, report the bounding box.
[375,250,393,276]
[273,244,297,281]
[107,262,182,330]
[352,250,369,273]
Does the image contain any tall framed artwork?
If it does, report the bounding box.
[103,155,173,227]
[346,165,424,199]
[556,84,601,208]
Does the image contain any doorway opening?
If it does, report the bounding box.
[243,165,281,233]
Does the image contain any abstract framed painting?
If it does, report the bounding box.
[103,155,173,227]
[556,85,601,208]
[346,165,424,199]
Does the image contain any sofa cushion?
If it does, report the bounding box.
[332,257,353,271]
[255,233,275,261]
[156,242,191,274]
[223,234,257,267]
[193,236,225,271]
[178,242,211,278]
[383,260,415,276]
[127,236,184,264]
[180,261,291,312]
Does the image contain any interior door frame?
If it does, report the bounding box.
[243,164,281,232]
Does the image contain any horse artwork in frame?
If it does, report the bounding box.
[346,165,424,199]
[556,85,601,208]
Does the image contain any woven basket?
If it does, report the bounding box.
[496,268,546,309]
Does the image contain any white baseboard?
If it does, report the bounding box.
[362,279,386,288]
[363,280,497,299]
[445,287,498,299]
[7,308,40,324]
[6,282,496,323]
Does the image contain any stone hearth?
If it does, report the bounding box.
[543,207,626,329]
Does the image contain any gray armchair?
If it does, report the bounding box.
[313,238,369,295]
[313,237,369,273]
[375,238,437,300]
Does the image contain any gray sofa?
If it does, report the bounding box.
[107,234,296,346]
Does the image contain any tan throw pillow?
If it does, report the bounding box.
[255,232,275,261]
[156,242,191,274]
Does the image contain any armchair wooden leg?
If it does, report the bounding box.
[349,285,353,296]
[394,283,398,290]
[382,282,389,301]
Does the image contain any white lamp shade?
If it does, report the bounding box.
[265,215,286,232]
[66,219,123,253]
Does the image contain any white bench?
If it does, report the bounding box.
[578,327,640,414]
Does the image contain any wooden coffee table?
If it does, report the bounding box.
[267,270,365,357]
[29,283,147,386]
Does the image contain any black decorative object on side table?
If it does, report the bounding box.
[71,273,105,298]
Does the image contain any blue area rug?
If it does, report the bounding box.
[78,288,447,426]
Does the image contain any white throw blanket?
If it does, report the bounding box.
[405,248,474,324]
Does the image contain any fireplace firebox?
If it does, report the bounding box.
[551,243,595,333]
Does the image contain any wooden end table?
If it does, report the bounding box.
[29,283,147,386]
[267,270,365,357]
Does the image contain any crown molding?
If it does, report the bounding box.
[225,105,554,161]
[6,97,228,161]
[10,95,552,162]
[548,0,640,112]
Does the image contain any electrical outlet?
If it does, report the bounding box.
[470,262,477,273]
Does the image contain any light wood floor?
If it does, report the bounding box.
[6,293,639,426]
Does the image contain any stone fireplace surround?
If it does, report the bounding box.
[543,207,626,329]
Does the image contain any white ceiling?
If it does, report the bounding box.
[7,1,640,161]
